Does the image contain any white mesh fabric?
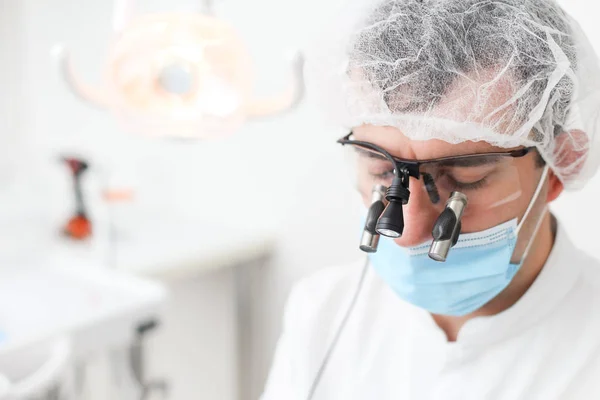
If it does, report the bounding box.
[306,0,600,189]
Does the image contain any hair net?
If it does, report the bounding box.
[306,0,600,189]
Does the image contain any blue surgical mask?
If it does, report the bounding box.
[369,219,520,316]
[367,165,550,317]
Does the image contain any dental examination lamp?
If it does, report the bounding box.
[53,0,305,139]
[340,138,467,262]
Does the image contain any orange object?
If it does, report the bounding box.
[64,214,93,240]
[62,157,92,241]
[103,189,135,202]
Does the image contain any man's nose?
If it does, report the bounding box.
[393,178,440,248]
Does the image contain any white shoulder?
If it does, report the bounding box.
[261,258,370,400]
[285,258,368,331]
[576,249,600,292]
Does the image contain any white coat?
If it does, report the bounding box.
[262,224,600,400]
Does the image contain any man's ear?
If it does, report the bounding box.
[553,129,589,181]
[544,129,590,203]
[546,170,563,203]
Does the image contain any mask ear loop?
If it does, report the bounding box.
[513,165,551,265]
[519,206,549,265]
[515,165,550,236]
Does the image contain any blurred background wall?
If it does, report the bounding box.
[0,0,598,399]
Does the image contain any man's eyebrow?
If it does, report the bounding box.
[354,146,390,161]
[434,156,503,168]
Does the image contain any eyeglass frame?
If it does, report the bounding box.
[337,132,538,180]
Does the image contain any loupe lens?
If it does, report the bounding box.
[376,202,404,238]
[376,228,401,238]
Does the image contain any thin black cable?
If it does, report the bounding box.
[305,257,370,400]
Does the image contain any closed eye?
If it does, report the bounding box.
[445,174,489,190]
[371,169,395,180]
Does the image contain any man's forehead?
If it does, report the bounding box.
[352,125,520,160]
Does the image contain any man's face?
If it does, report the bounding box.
[352,124,547,252]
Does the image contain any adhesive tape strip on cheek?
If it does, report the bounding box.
[488,190,523,209]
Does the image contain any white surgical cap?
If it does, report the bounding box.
[306,0,600,189]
